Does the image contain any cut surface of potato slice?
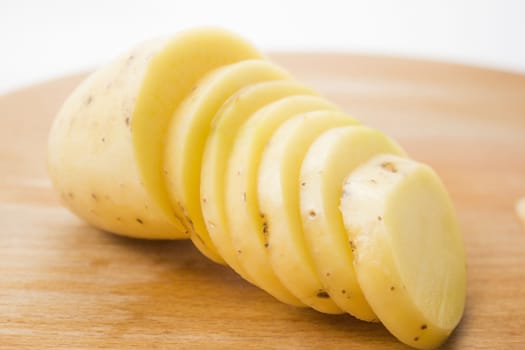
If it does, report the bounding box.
[258,110,359,314]
[340,154,466,349]
[48,38,188,239]
[201,81,316,280]
[132,27,262,225]
[226,95,337,306]
[164,60,290,263]
[300,126,406,321]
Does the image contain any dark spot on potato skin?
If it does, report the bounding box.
[377,215,382,221]
[316,290,330,298]
[260,212,269,238]
[91,193,98,201]
[421,324,427,330]
[136,218,144,224]
[308,210,317,218]
[85,95,93,106]
[349,240,356,252]
[414,337,419,342]
[381,161,398,173]
[125,117,130,127]
[390,286,395,291]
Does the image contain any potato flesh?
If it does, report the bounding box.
[164,60,290,263]
[201,81,316,280]
[226,96,337,306]
[340,154,466,349]
[47,38,187,238]
[258,110,359,314]
[300,126,406,321]
[132,27,262,225]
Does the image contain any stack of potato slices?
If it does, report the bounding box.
[48,27,467,349]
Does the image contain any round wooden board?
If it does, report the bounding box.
[1,53,524,349]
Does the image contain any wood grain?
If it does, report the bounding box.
[1,53,525,349]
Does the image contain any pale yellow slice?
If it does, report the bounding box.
[201,81,316,279]
[258,110,359,314]
[133,28,262,226]
[340,154,467,349]
[164,60,290,263]
[300,126,406,321]
[226,95,337,306]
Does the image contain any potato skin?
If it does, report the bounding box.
[47,38,188,239]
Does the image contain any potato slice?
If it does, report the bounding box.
[201,81,316,280]
[48,28,261,239]
[340,154,466,349]
[258,110,359,314]
[226,96,337,306]
[133,28,262,224]
[164,60,290,263]
[300,126,406,321]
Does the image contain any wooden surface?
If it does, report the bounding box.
[1,53,525,349]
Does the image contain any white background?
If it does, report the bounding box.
[1,0,524,94]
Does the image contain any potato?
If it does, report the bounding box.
[201,80,316,279]
[48,27,467,349]
[300,126,406,321]
[340,154,467,349]
[48,27,261,239]
[225,95,337,306]
[258,110,358,314]
[164,60,291,263]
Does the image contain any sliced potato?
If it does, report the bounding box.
[258,110,359,314]
[201,81,316,280]
[47,38,188,238]
[226,95,337,306]
[164,60,290,263]
[133,28,262,223]
[300,126,406,321]
[340,154,466,349]
[48,27,261,239]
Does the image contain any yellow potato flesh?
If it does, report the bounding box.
[300,126,406,321]
[340,154,466,349]
[132,27,262,225]
[258,110,359,314]
[226,96,337,306]
[164,60,290,263]
[201,81,316,279]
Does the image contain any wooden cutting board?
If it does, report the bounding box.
[1,53,524,349]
